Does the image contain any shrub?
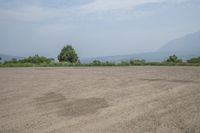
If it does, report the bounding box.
[130,59,146,65]
[145,62,163,66]
[104,61,116,66]
[2,63,32,67]
[119,60,130,66]
[18,55,51,64]
[91,60,102,66]
[2,55,51,66]
[187,57,200,64]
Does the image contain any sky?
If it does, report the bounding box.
[0,0,200,58]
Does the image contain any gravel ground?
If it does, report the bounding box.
[0,66,200,133]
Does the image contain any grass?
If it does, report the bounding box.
[1,62,200,67]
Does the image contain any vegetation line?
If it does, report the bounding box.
[0,45,200,67]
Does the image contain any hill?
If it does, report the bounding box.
[0,54,23,62]
[81,31,200,63]
[158,31,200,55]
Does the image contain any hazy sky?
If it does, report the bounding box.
[0,0,200,58]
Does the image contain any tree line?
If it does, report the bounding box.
[0,45,200,67]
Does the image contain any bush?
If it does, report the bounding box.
[145,62,163,66]
[2,55,52,66]
[119,60,130,66]
[91,60,102,66]
[104,61,116,66]
[19,55,51,64]
[130,59,146,65]
[2,63,33,67]
[187,57,200,64]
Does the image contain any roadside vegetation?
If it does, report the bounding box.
[0,45,200,67]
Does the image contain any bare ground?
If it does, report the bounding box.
[0,66,200,133]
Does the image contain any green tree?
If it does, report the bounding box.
[58,45,79,63]
[165,55,182,63]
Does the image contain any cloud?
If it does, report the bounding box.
[0,6,52,22]
[0,0,189,22]
[80,0,165,13]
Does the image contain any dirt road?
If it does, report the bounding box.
[0,67,200,133]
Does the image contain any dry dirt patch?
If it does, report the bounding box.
[140,78,199,83]
[35,92,109,118]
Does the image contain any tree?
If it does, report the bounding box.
[58,45,79,63]
[165,54,182,63]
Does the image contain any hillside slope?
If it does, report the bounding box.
[158,31,200,55]
[0,54,23,62]
[81,31,200,63]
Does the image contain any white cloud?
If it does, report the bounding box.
[0,5,77,22]
[0,0,188,22]
[0,6,51,22]
[80,0,165,13]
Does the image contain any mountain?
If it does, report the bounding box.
[158,31,200,55]
[81,31,200,63]
[81,52,171,63]
[0,54,23,62]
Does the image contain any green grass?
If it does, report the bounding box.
[1,62,200,67]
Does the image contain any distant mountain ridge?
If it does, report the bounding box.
[158,31,200,55]
[81,31,200,63]
[0,54,23,62]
